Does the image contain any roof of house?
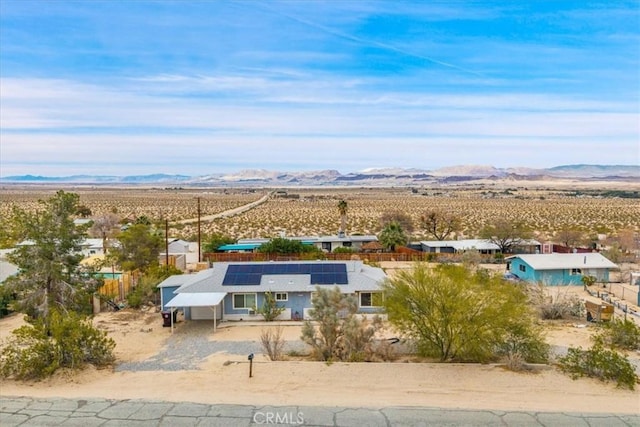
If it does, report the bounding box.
[236,235,378,245]
[160,260,387,294]
[420,239,500,251]
[506,253,618,270]
[420,239,541,251]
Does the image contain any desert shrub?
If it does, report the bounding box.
[594,319,640,351]
[383,264,547,363]
[260,325,285,361]
[301,286,383,362]
[336,314,383,362]
[497,323,550,371]
[0,310,115,380]
[529,284,584,320]
[333,247,355,254]
[259,291,285,322]
[558,344,637,390]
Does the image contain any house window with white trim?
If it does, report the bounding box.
[360,292,383,308]
[275,292,288,301]
[570,268,582,275]
[233,293,256,310]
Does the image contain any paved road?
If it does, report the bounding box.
[2,397,639,426]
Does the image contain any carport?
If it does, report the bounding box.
[164,292,227,333]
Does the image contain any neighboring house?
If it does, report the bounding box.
[420,239,541,255]
[17,238,106,258]
[313,235,379,252]
[159,239,200,271]
[79,238,106,257]
[505,253,618,285]
[220,235,380,253]
[158,260,387,325]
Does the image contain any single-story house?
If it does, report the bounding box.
[158,260,388,328]
[505,253,618,285]
[159,239,200,271]
[420,239,541,255]
[219,235,380,253]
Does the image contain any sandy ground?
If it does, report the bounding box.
[1,309,639,414]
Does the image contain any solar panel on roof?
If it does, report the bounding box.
[222,263,349,286]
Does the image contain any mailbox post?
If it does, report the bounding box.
[248,353,254,378]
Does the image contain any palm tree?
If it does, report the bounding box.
[378,221,408,252]
[338,200,348,237]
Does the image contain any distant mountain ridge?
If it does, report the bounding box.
[1,165,638,186]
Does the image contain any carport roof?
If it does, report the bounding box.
[164,292,227,307]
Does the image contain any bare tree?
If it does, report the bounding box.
[380,211,414,235]
[420,210,460,240]
[555,227,585,249]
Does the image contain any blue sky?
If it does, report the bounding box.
[1,0,638,177]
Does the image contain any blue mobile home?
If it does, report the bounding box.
[506,253,618,285]
[158,260,387,324]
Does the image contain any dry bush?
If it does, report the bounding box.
[528,284,584,320]
[260,325,285,361]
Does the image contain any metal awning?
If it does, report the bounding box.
[165,292,227,307]
[164,292,227,333]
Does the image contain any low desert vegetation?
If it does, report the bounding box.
[558,343,637,390]
[382,264,549,365]
[1,187,638,247]
[0,309,115,380]
[260,325,286,361]
[301,286,389,362]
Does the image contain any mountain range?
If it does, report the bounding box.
[1,165,638,186]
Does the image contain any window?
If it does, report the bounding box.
[233,293,256,310]
[570,268,582,275]
[275,292,288,301]
[360,292,383,308]
[519,264,526,272]
[322,242,332,251]
[342,241,352,247]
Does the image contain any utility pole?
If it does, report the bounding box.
[197,197,201,263]
[165,218,169,268]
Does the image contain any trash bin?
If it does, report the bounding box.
[161,310,177,327]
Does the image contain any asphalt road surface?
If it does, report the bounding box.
[2,396,639,426]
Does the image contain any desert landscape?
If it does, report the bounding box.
[1,302,639,414]
[1,183,639,414]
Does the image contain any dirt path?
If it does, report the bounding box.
[174,192,272,225]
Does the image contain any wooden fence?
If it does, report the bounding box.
[97,271,140,301]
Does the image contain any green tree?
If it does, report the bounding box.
[338,200,348,235]
[75,205,92,218]
[479,219,532,254]
[5,191,101,321]
[257,238,320,255]
[382,264,548,362]
[378,221,408,251]
[111,223,163,272]
[202,233,235,252]
[420,210,460,240]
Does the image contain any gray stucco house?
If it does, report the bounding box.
[158,260,387,327]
